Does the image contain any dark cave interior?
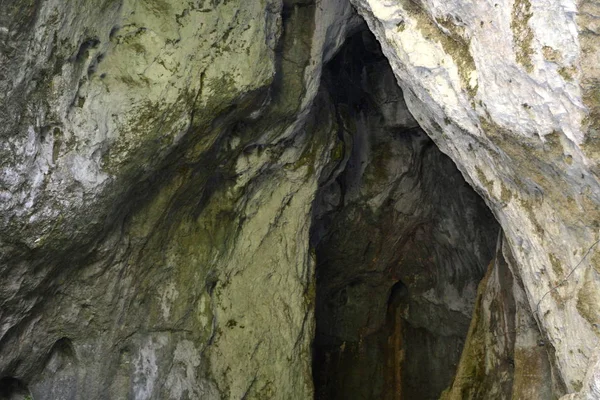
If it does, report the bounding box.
[310,26,500,400]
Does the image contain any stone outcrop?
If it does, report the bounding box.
[310,29,498,400]
[350,0,600,397]
[1,0,600,399]
[0,0,362,398]
[441,235,559,399]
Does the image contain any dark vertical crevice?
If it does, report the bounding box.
[384,281,409,400]
[310,23,500,400]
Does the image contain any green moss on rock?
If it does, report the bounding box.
[398,0,478,97]
[576,268,600,337]
[511,0,534,72]
[440,261,492,400]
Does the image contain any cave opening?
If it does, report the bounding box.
[0,377,32,400]
[310,25,500,400]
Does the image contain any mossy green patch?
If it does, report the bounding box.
[226,319,237,329]
[511,0,534,72]
[398,1,478,97]
[101,94,190,176]
[558,66,576,81]
[500,183,513,203]
[518,198,544,236]
[440,261,492,399]
[549,254,562,276]
[128,165,243,341]
[479,116,597,233]
[576,268,600,336]
[580,69,600,165]
[542,46,561,63]
[256,380,276,399]
[144,0,171,16]
[475,166,494,193]
[592,252,600,275]
[571,380,584,392]
[330,139,344,161]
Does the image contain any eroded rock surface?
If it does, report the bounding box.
[1,0,600,399]
[0,0,362,398]
[441,236,559,399]
[351,0,600,396]
[310,29,498,400]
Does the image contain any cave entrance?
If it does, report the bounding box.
[0,377,32,400]
[310,25,499,400]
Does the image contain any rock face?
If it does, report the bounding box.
[310,30,498,400]
[350,0,600,397]
[441,235,558,399]
[0,0,362,398]
[1,0,600,399]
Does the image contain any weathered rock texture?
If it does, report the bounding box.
[1,0,600,399]
[310,29,498,400]
[441,235,559,399]
[350,0,600,398]
[0,0,362,398]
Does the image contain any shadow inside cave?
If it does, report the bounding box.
[0,377,32,400]
[310,25,500,400]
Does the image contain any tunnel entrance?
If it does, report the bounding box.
[310,26,500,400]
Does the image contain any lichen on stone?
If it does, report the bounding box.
[511,0,535,72]
[396,0,478,97]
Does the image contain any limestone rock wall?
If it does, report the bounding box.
[2,0,600,398]
[351,0,600,395]
[310,28,499,400]
[0,0,362,398]
[441,236,558,399]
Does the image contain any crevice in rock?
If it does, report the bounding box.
[310,24,500,400]
[43,337,77,371]
[0,377,31,400]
